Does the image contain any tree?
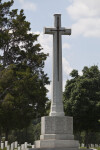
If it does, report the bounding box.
[0,0,49,140]
[63,66,100,147]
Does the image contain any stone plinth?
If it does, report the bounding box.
[34,116,79,149]
[41,116,73,135]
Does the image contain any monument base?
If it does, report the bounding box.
[35,140,79,148]
[32,116,79,149]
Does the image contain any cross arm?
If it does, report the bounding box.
[44,27,56,34]
[61,28,71,35]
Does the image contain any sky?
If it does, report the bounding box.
[4,0,100,98]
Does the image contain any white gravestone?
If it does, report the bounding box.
[81,143,84,147]
[1,143,4,149]
[95,144,98,147]
[5,141,8,147]
[11,143,14,150]
[7,145,10,150]
[44,14,71,116]
[32,145,34,148]
[21,144,25,150]
[18,146,21,150]
[24,142,27,149]
[91,144,94,147]
[15,141,18,148]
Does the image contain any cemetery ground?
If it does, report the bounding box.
[0,140,100,150]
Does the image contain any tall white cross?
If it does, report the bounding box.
[44,14,71,116]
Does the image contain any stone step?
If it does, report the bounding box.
[35,140,79,148]
[40,134,74,140]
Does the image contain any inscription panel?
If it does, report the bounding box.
[41,116,73,135]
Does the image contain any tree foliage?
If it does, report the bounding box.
[0,0,49,139]
[64,66,100,134]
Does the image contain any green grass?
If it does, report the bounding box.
[0,148,7,150]
[27,146,32,148]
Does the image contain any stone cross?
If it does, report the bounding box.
[44,14,71,116]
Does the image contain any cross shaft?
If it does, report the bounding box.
[44,14,71,116]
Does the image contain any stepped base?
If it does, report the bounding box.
[35,140,79,148]
[34,116,79,149]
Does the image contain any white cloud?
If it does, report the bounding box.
[45,84,52,99]
[63,43,71,49]
[67,0,100,20]
[18,0,37,11]
[62,58,72,91]
[62,57,73,75]
[79,71,83,76]
[67,0,100,37]
[35,31,52,55]
[19,0,24,2]
[72,18,100,37]
[63,80,66,92]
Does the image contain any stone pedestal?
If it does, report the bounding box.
[33,116,79,149]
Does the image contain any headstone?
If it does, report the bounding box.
[7,145,10,150]
[81,143,84,147]
[32,145,34,148]
[91,144,94,147]
[1,143,4,149]
[15,141,18,148]
[11,143,14,150]
[24,142,27,149]
[18,146,21,150]
[21,144,25,150]
[95,144,98,147]
[5,141,8,147]
[33,14,79,150]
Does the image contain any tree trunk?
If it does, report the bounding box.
[85,132,89,149]
[25,127,28,141]
[3,47,6,67]
[5,129,9,141]
[0,127,2,147]
[18,129,21,144]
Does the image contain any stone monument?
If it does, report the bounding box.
[33,14,79,150]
